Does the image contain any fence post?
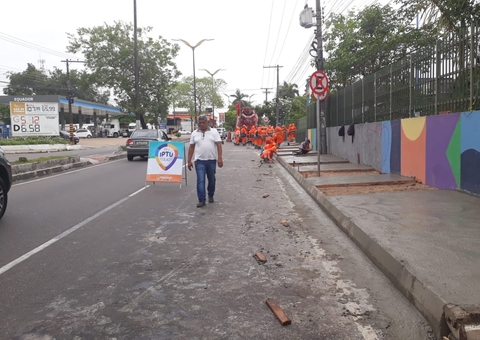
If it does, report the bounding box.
[390,65,393,120]
[470,24,474,110]
[435,39,441,114]
[374,72,377,122]
[409,55,413,118]
[352,84,354,124]
[336,93,339,126]
[362,77,365,123]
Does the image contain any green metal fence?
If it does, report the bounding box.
[326,22,480,127]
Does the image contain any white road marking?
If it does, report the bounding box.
[0,185,149,276]
[12,158,125,186]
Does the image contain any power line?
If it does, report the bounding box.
[0,32,80,60]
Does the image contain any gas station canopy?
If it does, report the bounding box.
[0,95,126,116]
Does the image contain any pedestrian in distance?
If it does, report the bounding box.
[187,115,224,208]
[293,139,311,155]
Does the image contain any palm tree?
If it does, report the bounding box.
[279,81,299,99]
[229,89,249,107]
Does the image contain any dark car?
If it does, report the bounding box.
[59,131,79,144]
[126,129,171,161]
[0,148,12,220]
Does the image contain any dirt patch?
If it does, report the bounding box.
[301,170,379,178]
[318,181,436,196]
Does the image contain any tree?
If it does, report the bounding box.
[278,81,299,99]
[395,0,480,32]
[3,63,50,95]
[0,105,10,125]
[48,68,110,104]
[324,4,437,89]
[230,89,249,107]
[67,21,180,120]
[3,63,110,103]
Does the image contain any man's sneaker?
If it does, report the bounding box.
[196,201,206,208]
[208,196,214,203]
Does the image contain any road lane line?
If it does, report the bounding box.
[0,185,149,276]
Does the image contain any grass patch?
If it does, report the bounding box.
[11,155,73,165]
[0,136,68,145]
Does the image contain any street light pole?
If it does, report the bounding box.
[200,68,225,121]
[172,39,214,129]
[134,0,140,129]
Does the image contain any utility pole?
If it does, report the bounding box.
[315,0,325,174]
[261,87,273,103]
[263,65,283,124]
[61,59,85,145]
[134,0,141,129]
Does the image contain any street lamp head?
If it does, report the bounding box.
[172,38,214,49]
[200,68,225,77]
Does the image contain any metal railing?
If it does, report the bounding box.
[326,21,480,127]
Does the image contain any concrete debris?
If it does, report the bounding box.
[444,304,480,340]
[266,298,291,326]
[280,219,289,227]
[254,252,267,263]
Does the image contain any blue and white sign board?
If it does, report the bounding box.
[146,141,185,183]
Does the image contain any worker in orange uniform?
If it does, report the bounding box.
[267,125,275,137]
[282,124,288,144]
[288,123,297,145]
[273,123,284,147]
[260,137,277,163]
[240,125,248,145]
[257,125,268,148]
[234,127,241,145]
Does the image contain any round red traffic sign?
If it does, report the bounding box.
[309,70,329,95]
[313,88,329,102]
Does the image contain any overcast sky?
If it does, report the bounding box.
[0,0,384,111]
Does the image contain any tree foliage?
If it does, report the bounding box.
[229,89,249,107]
[2,64,109,103]
[67,21,180,119]
[324,4,437,88]
[395,0,480,32]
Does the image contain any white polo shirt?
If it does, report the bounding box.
[190,128,221,161]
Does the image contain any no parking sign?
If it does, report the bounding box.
[309,70,329,96]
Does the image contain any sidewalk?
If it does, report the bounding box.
[275,145,480,340]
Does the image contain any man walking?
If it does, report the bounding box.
[188,115,224,208]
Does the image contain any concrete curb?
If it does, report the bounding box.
[1,144,82,153]
[11,152,126,182]
[275,154,449,339]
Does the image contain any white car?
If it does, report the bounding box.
[179,130,191,135]
[74,129,92,138]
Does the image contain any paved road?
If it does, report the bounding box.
[0,143,433,339]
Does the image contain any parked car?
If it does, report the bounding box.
[74,129,92,138]
[126,129,171,161]
[0,148,12,220]
[59,131,79,144]
[179,130,191,135]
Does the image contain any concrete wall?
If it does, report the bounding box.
[326,122,383,171]
[326,110,480,195]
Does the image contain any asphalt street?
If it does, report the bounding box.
[0,142,434,339]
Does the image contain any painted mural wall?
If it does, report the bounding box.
[326,110,480,195]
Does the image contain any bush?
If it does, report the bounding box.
[0,136,68,145]
[175,132,181,139]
